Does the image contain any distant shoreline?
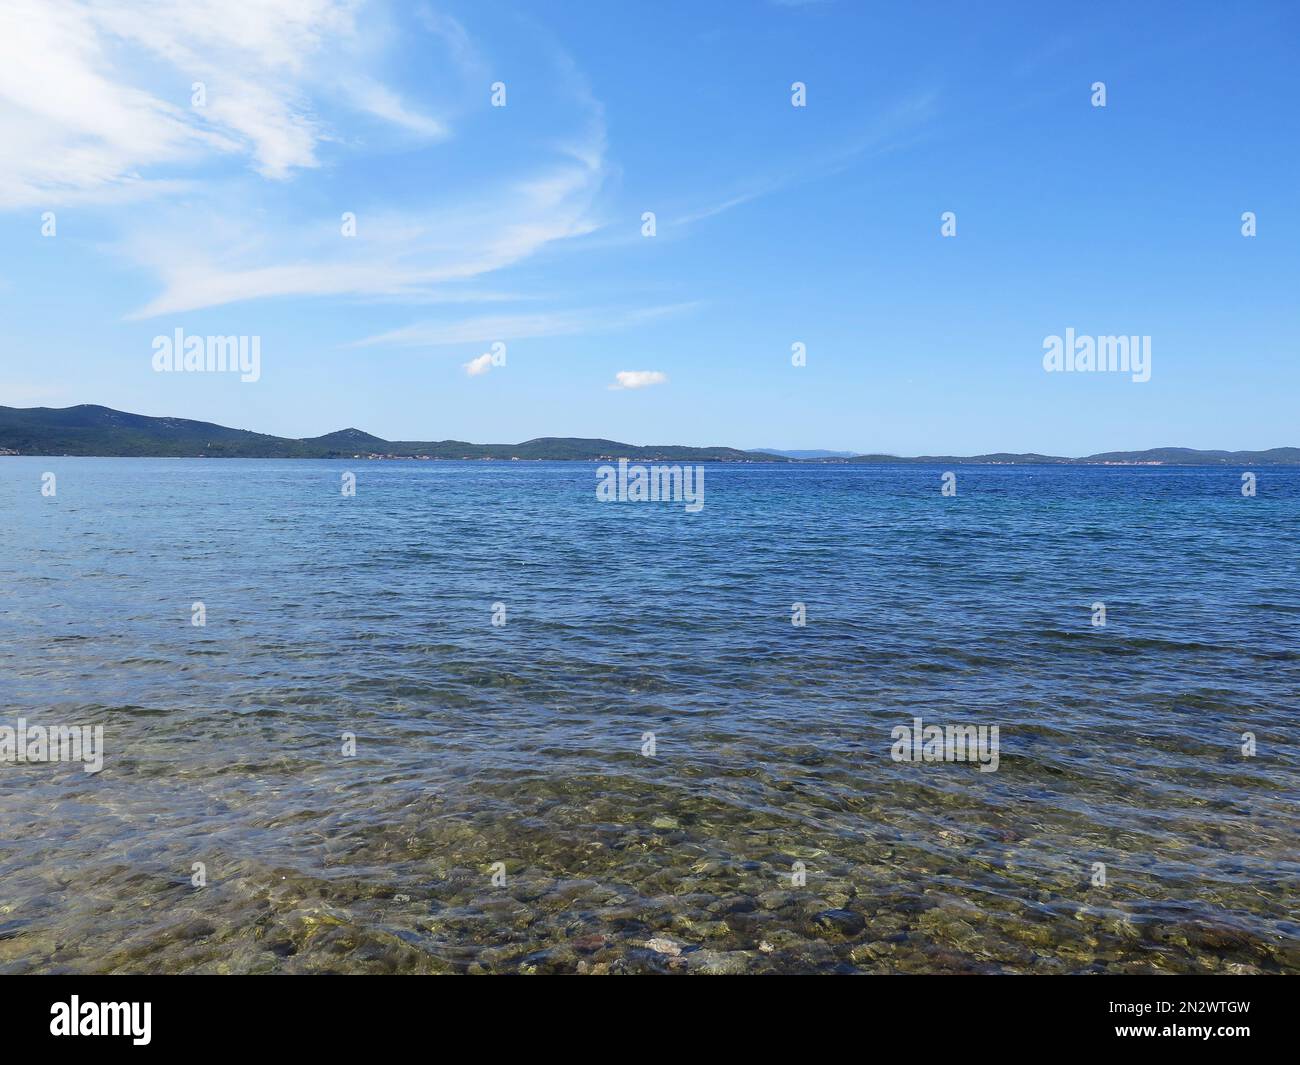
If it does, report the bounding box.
[5,456,1296,467]
[2,405,1298,465]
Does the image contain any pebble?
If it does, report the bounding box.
[812,908,867,938]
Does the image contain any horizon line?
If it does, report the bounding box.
[2,403,1298,463]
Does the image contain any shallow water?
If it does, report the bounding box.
[1,458,1296,974]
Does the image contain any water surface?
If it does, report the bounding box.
[1,459,1296,973]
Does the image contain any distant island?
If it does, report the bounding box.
[2,405,1298,464]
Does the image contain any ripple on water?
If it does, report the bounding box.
[1,460,1297,973]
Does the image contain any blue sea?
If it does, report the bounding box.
[1,458,1296,973]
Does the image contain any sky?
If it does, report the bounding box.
[0,0,1297,455]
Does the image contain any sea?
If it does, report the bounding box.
[1,458,1296,973]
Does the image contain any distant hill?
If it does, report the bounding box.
[0,404,307,457]
[0,405,779,461]
[1,405,1296,463]
[844,448,1300,465]
[1080,446,1300,465]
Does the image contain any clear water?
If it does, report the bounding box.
[1,458,1296,973]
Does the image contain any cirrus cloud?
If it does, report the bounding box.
[0,0,451,206]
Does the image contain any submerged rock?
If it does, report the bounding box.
[571,933,610,954]
[811,908,867,938]
[685,949,753,975]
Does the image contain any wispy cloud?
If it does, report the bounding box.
[669,188,773,228]
[341,76,449,139]
[667,88,940,231]
[0,0,448,206]
[123,146,609,317]
[17,2,617,320]
[2,1,903,358]
[352,302,701,348]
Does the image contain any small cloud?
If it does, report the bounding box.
[610,370,667,390]
[463,353,494,376]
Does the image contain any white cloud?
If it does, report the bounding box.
[0,0,219,206]
[0,0,445,206]
[101,15,613,320]
[610,370,668,390]
[463,353,494,376]
[123,144,608,317]
[0,1,630,333]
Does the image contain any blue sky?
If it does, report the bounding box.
[1,0,1297,454]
